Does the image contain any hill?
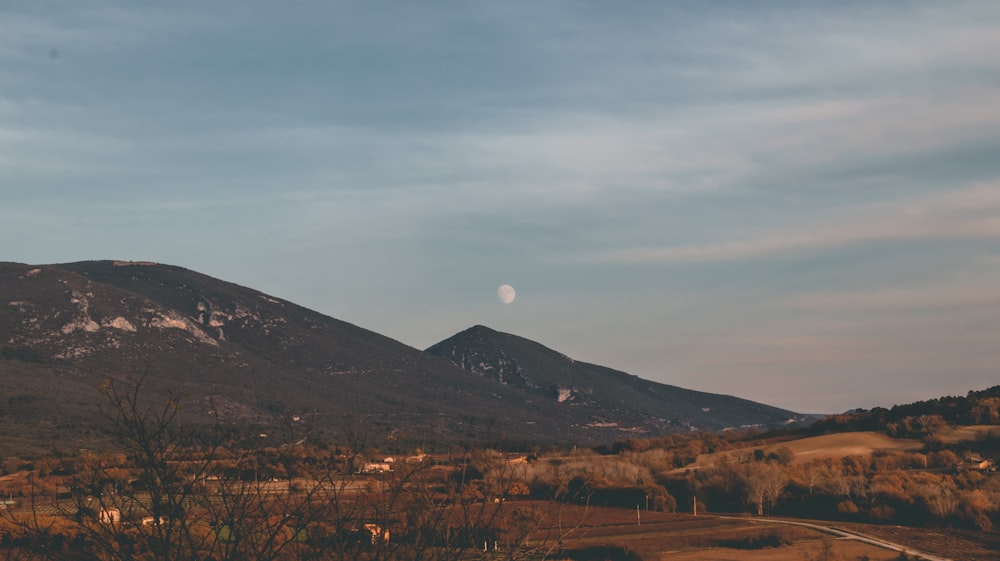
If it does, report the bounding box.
[668,432,925,474]
[663,388,1000,473]
[808,385,1000,438]
[1,261,540,451]
[1,260,803,453]
[426,325,807,432]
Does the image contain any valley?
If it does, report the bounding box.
[1,379,998,560]
[2,261,999,560]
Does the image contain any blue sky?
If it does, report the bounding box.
[3,1,999,413]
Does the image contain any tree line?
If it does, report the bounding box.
[0,381,594,561]
[3,381,999,560]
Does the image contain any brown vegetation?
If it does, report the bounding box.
[3,381,1000,560]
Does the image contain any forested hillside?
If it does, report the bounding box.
[808,386,1000,438]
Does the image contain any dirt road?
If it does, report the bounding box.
[738,517,953,561]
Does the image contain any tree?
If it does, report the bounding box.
[742,463,787,516]
[792,461,830,497]
[5,379,578,561]
[62,379,346,561]
[919,483,959,520]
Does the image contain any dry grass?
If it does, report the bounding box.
[670,432,923,473]
[839,522,1000,561]
[657,538,902,561]
[761,432,922,463]
[539,506,994,560]
[531,507,909,561]
[936,424,1000,444]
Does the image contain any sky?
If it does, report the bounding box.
[3,1,1000,414]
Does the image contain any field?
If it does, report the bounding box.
[760,432,923,463]
[4,414,998,561]
[669,426,999,474]
[556,516,901,561]
[520,504,997,561]
[836,523,1000,561]
[669,431,923,473]
[937,425,1000,444]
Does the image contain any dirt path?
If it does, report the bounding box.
[732,516,952,561]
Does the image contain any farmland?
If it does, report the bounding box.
[2,383,1000,560]
[514,503,991,560]
[3,441,1000,560]
[669,431,925,472]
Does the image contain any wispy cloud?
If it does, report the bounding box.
[3,1,1000,413]
[787,283,1000,313]
[590,182,1000,264]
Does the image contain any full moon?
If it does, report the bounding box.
[498,284,516,304]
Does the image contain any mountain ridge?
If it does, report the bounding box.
[426,324,807,432]
[1,260,804,453]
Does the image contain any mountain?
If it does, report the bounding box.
[0,260,535,451]
[426,325,806,433]
[1,260,803,453]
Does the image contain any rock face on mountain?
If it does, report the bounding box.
[426,325,806,433]
[0,261,803,453]
[0,260,530,451]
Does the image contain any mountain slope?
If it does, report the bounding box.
[426,325,806,432]
[1,261,541,450]
[1,261,804,453]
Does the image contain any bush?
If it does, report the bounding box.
[869,504,896,520]
[559,545,643,561]
[837,500,860,515]
[719,530,788,550]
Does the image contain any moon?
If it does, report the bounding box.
[498,284,516,304]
